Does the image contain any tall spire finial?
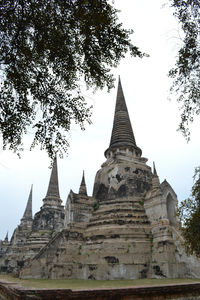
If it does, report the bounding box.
[21,185,33,221]
[152,162,160,190]
[43,155,62,206]
[79,171,88,196]
[105,77,142,158]
[46,156,60,199]
[153,162,157,176]
[4,232,8,242]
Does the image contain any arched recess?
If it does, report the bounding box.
[166,193,176,226]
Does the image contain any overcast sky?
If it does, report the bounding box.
[0,0,200,240]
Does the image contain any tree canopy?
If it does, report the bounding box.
[177,167,200,257]
[170,0,200,257]
[0,0,145,158]
[169,0,200,140]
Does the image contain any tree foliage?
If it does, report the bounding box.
[0,0,145,158]
[169,0,200,140]
[177,167,200,257]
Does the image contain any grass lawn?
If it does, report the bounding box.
[0,275,200,290]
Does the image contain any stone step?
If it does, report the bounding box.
[87,217,150,227]
[93,206,146,216]
[85,225,151,240]
[98,196,143,204]
[90,213,148,223]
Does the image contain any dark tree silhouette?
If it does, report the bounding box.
[169,1,200,256]
[177,167,200,257]
[0,0,145,158]
[169,0,200,140]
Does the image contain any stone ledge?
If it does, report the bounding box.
[1,281,200,300]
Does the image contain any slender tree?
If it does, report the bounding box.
[169,0,200,140]
[177,167,200,257]
[169,1,200,256]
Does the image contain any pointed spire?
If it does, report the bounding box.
[105,77,142,157]
[152,162,160,190]
[43,155,62,207]
[46,156,60,199]
[153,162,157,176]
[79,171,88,196]
[21,185,33,221]
[4,232,8,242]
